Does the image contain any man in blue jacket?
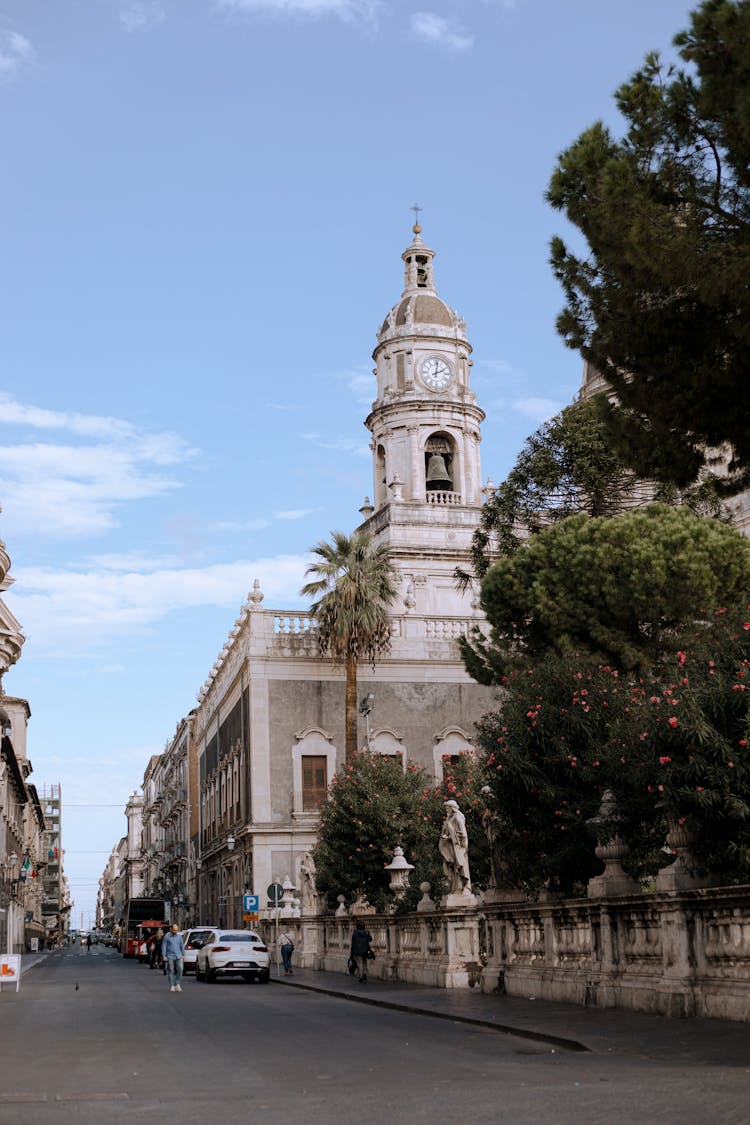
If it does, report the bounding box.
[161,924,186,992]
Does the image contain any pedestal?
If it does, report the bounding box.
[441,889,477,911]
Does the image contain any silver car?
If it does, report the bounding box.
[195,929,270,983]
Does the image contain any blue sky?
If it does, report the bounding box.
[0,0,698,925]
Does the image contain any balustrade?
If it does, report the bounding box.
[425,491,462,506]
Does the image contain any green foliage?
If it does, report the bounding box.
[301,531,398,666]
[464,399,640,578]
[475,657,666,896]
[475,605,750,892]
[548,0,750,494]
[642,608,750,876]
[463,504,750,680]
[313,752,490,913]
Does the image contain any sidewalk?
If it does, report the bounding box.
[272,966,750,1064]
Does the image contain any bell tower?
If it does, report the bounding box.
[358,221,486,617]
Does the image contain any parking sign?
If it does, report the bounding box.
[242,893,259,913]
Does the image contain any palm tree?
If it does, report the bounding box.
[301,531,398,764]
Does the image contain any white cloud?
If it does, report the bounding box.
[0,28,34,84]
[512,396,563,423]
[6,554,310,656]
[218,0,379,23]
[0,394,134,440]
[338,365,374,406]
[410,12,473,51]
[119,3,166,33]
[267,402,305,412]
[0,395,194,538]
[478,359,514,377]
[274,507,322,520]
[212,517,272,533]
[300,433,370,459]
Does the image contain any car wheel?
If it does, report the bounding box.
[195,963,204,981]
[206,966,217,983]
[259,970,270,983]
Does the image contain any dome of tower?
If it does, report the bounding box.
[380,294,456,336]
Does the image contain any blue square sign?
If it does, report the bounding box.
[243,894,259,912]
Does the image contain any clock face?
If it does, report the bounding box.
[420,356,453,392]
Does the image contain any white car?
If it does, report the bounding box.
[181,927,217,975]
[195,929,270,983]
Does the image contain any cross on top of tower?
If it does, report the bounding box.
[411,203,422,234]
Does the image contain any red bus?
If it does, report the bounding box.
[120,897,169,957]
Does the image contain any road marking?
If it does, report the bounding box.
[0,1094,49,1104]
[54,1093,130,1102]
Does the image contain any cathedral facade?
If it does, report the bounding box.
[186,224,496,924]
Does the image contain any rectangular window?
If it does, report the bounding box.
[301,756,328,811]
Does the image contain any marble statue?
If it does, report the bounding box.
[300,851,319,915]
[439,799,471,895]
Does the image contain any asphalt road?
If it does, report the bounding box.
[0,945,748,1124]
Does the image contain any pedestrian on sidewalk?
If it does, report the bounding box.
[279,931,295,975]
[149,929,163,970]
[161,924,185,992]
[350,921,372,983]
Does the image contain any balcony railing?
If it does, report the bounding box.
[425,491,462,506]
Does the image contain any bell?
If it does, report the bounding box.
[426,453,452,490]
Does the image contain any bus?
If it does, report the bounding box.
[120,897,169,957]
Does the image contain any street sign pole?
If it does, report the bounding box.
[266,882,284,978]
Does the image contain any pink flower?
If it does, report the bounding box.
[728,761,735,768]
[659,756,672,765]
[668,717,678,729]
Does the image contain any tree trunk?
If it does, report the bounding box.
[345,654,358,764]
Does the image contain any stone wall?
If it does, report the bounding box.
[259,885,750,1022]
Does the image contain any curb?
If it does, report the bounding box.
[271,976,590,1053]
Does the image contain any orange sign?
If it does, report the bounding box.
[0,955,21,992]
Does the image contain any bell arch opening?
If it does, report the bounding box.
[424,432,460,502]
[374,444,387,508]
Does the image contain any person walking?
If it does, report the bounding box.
[350,921,372,983]
[279,930,295,975]
[161,924,186,993]
[149,928,163,971]
[86,932,92,952]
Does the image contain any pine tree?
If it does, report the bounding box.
[548,0,750,494]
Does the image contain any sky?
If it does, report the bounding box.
[0,0,700,926]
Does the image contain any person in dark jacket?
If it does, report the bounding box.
[350,921,372,983]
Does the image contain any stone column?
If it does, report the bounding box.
[408,425,421,500]
[462,429,476,505]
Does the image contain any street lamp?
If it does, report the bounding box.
[226,832,235,852]
[359,693,375,751]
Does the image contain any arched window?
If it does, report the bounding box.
[375,444,387,508]
[425,432,459,498]
[432,727,475,781]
